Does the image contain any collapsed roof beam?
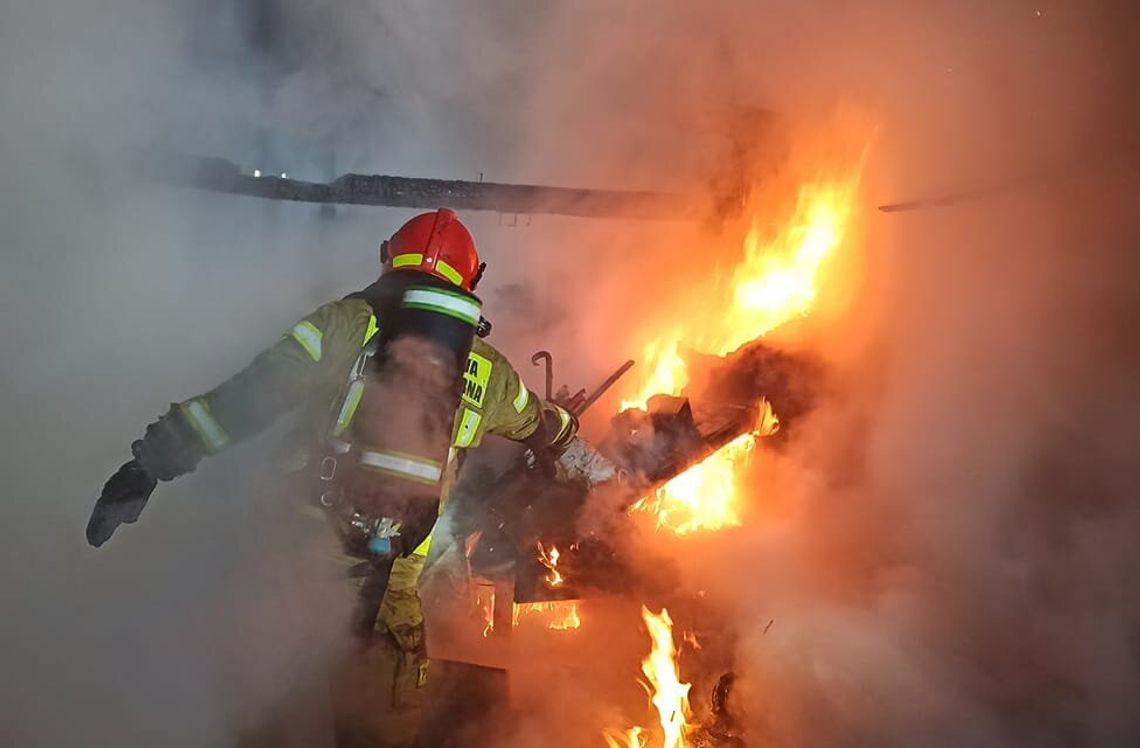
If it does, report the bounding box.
[148,154,693,220]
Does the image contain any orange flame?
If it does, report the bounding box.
[537,542,565,588]
[474,586,495,638]
[603,726,646,748]
[513,600,582,631]
[624,170,863,411]
[717,178,860,354]
[621,340,688,412]
[475,588,582,636]
[619,144,866,533]
[640,607,691,748]
[631,399,779,534]
[605,607,692,748]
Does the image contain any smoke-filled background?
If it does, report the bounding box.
[2,0,1139,746]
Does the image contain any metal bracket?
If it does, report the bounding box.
[530,350,554,401]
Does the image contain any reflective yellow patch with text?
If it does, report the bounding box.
[462,352,492,408]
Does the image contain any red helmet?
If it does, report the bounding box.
[381,209,485,291]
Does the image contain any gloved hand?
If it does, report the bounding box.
[555,436,626,488]
[86,457,157,547]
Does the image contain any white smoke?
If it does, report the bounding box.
[3,1,1139,746]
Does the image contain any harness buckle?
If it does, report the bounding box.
[319,456,337,482]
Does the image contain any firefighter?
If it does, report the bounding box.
[85,208,616,747]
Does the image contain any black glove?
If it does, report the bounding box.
[86,457,158,547]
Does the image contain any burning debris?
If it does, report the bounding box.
[443,133,866,621]
[626,399,779,535]
[593,162,863,747]
[594,154,864,543]
[419,128,870,746]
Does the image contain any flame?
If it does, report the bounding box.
[640,608,692,748]
[606,607,692,748]
[475,588,582,635]
[603,727,646,748]
[474,586,495,638]
[621,340,688,411]
[537,542,565,588]
[514,600,582,631]
[624,171,863,410]
[717,178,859,354]
[631,400,779,534]
[618,145,866,534]
[473,541,578,637]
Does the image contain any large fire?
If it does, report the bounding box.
[623,157,866,534]
[624,171,864,411]
[465,135,867,747]
[605,607,692,748]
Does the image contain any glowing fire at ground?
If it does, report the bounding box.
[604,607,692,748]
